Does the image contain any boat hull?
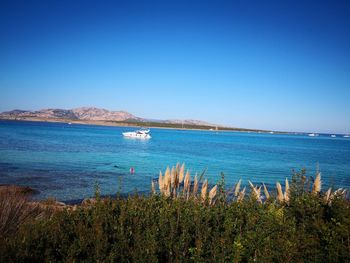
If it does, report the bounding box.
[122,132,151,139]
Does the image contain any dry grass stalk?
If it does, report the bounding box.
[179,163,185,184]
[183,170,191,198]
[256,186,262,202]
[0,190,45,237]
[161,167,171,197]
[332,188,342,199]
[209,185,218,204]
[193,173,199,196]
[237,187,246,202]
[158,171,164,193]
[312,172,321,194]
[324,187,331,204]
[234,179,242,197]
[171,167,176,189]
[263,183,270,200]
[284,178,290,203]
[165,183,171,197]
[248,181,262,203]
[334,188,343,194]
[164,167,171,189]
[276,182,284,203]
[330,188,347,200]
[201,179,208,201]
[155,164,338,205]
[327,188,346,205]
[248,181,254,189]
[174,166,181,197]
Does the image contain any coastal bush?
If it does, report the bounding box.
[0,170,349,262]
[0,186,44,237]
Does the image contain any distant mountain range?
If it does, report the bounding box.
[0,107,218,127]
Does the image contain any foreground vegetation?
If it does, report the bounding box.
[0,168,349,262]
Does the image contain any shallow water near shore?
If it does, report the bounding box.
[0,120,349,201]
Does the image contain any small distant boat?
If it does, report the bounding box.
[331,135,336,138]
[122,128,151,139]
[344,135,350,138]
[68,122,72,125]
[308,133,318,137]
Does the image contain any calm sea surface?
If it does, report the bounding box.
[0,120,349,201]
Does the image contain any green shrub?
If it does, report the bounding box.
[0,171,349,262]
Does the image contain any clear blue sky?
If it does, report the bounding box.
[0,0,349,133]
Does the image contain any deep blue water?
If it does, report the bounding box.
[0,120,349,201]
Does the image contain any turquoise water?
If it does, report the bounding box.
[0,120,349,201]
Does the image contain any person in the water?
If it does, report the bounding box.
[130,167,135,174]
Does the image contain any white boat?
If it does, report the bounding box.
[122,128,151,139]
[308,133,318,137]
[344,135,350,138]
[331,135,336,138]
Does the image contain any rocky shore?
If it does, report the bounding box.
[0,184,103,212]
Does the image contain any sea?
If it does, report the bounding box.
[0,120,349,201]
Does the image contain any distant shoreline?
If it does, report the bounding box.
[0,116,285,134]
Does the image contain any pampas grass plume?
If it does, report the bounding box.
[201,179,208,200]
[263,183,270,200]
[248,181,261,203]
[179,163,185,184]
[158,171,163,193]
[324,187,331,204]
[234,179,241,197]
[276,182,284,203]
[237,187,246,202]
[209,185,217,204]
[193,173,198,196]
[164,167,171,188]
[284,178,290,203]
[312,172,321,194]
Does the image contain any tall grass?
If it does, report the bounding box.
[155,164,347,206]
[0,186,44,237]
